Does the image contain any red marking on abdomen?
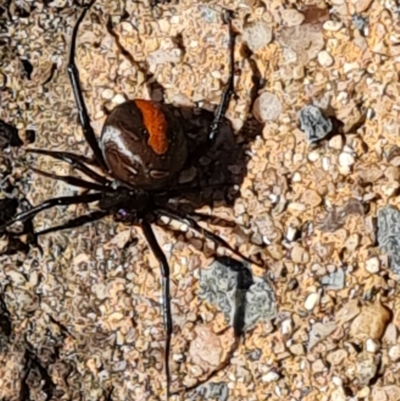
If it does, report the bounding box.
[135,100,168,155]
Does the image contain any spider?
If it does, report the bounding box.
[0,0,259,398]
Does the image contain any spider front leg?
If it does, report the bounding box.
[67,0,108,171]
[207,10,236,143]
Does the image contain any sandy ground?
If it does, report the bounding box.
[2,0,400,400]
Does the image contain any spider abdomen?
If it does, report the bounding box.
[100,99,188,190]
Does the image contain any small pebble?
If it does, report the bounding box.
[365,338,380,353]
[343,61,361,74]
[299,105,333,144]
[312,359,326,373]
[388,345,400,361]
[352,14,368,31]
[365,257,380,274]
[308,322,337,350]
[321,268,345,290]
[285,227,298,242]
[291,245,309,264]
[378,206,400,275]
[336,300,360,325]
[322,157,330,171]
[329,135,343,150]
[253,92,282,122]
[356,387,370,398]
[352,0,374,13]
[243,20,273,51]
[281,318,293,335]
[262,371,280,383]
[318,50,334,67]
[331,388,346,401]
[301,189,322,207]
[356,353,378,385]
[112,94,126,105]
[338,152,355,167]
[0,72,6,89]
[323,20,343,31]
[327,349,348,365]
[383,323,397,344]
[102,88,114,100]
[308,151,320,162]
[289,343,305,355]
[350,302,391,340]
[292,172,302,182]
[304,292,320,311]
[281,9,305,27]
[384,166,400,181]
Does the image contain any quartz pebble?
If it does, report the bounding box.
[365,338,380,353]
[388,345,400,361]
[262,371,279,383]
[304,292,320,310]
[101,88,114,100]
[329,135,343,150]
[338,152,355,167]
[365,257,380,274]
[323,20,343,31]
[318,50,334,67]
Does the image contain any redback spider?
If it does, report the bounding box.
[0,0,260,398]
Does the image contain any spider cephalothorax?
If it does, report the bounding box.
[0,1,259,399]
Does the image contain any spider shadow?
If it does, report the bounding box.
[152,103,260,212]
[143,49,264,222]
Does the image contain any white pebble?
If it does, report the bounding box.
[292,172,302,182]
[281,318,293,335]
[262,371,280,383]
[304,292,320,311]
[338,152,355,167]
[308,151,320,162]
[102,88,114,100]
[318,50,334,67]
[322,157,330,171]
[286,227,297,242]
[365,257,380,274]
[329,135,343,150]
[343,62,360,74]
[323,20,343,31]
[332,376,343,386]
[365,338,380,353]
[112,94,126,105]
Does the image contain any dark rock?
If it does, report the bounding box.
[299,105,333,144]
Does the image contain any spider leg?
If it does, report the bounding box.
[0,193,103,231]
[140,221,172,400]
[207,10,236,142]
[185,211,236,228]
[27,149,110,185]
[155,207,258,266]
[31,167,113,192]
[67,0,108,171]
[34,211,108,238]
